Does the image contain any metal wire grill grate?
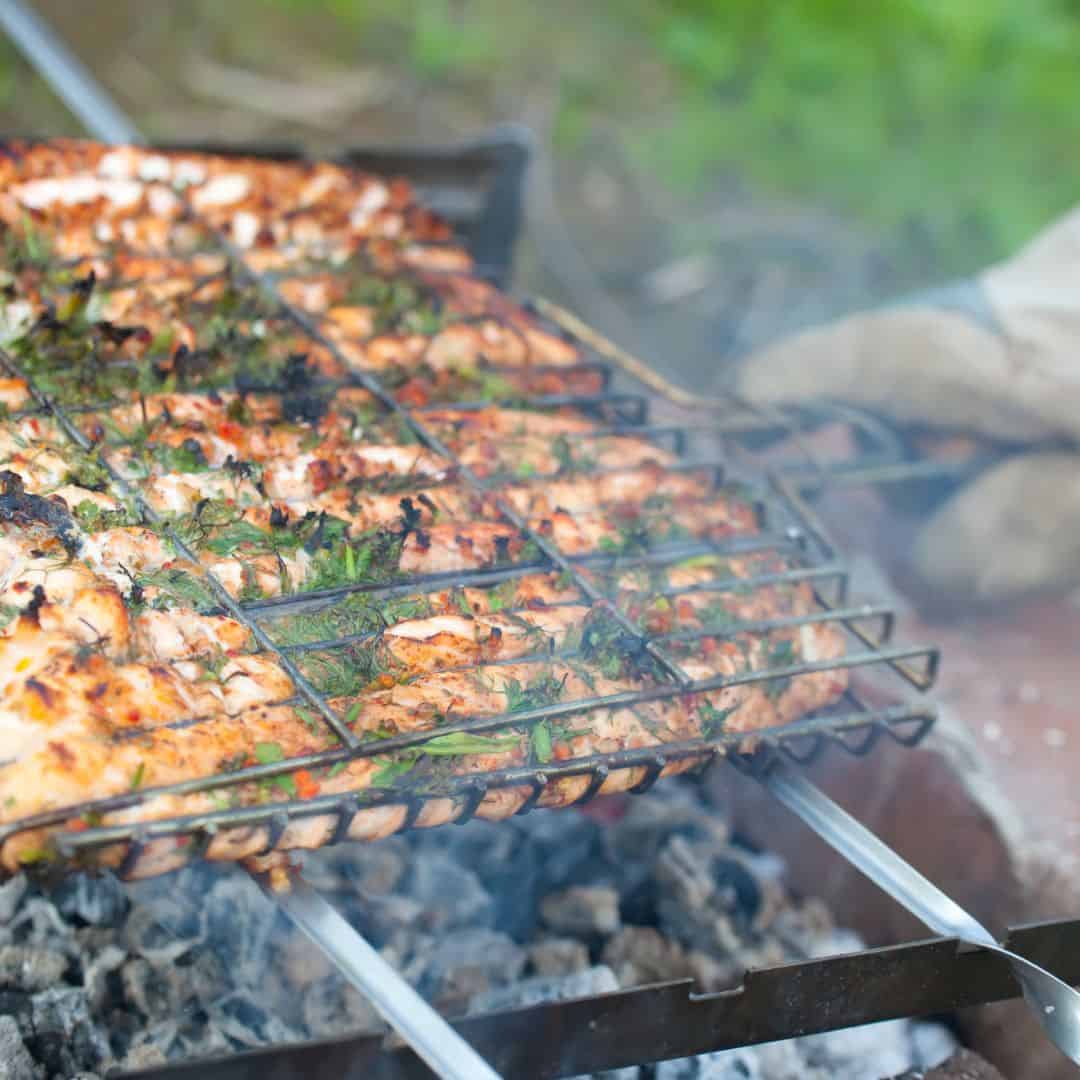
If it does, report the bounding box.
[0,143,938,877]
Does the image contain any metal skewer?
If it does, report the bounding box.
[763,762,1080,1067]
[256,873,502,1080]
[0,0,141,144]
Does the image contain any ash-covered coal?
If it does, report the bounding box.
[0,779,956,1079]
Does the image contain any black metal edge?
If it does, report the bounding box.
[110,917,1080,1080]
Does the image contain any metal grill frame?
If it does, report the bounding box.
[0,141,939,880]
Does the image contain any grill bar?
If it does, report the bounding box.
[0,189,942,860]
[117,917,1080,1080]
[53,700,936,854]
[232,263,697,690]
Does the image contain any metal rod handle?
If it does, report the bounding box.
[255,872,503,1080]
[763,764,996,945]
[0,0,142,143]
[761,762,1080,1066]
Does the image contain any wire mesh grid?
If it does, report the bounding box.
[0,143,939,876]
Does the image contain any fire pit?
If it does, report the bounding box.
[0,7,1077,1078]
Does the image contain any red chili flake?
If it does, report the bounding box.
[65,818,88,832]
[294,770,320,800]
[176,835,193,848]
[47,741,74,766]
[28,418,40,434]
[676,599,696,621]
[126,708,141,725]
[217,421,243,442]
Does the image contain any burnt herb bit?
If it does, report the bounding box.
[72,498,137,533]
[154,437,210,474]
[698,699,739,738]
[580,608,649,682]
[0,470,80,554]
[764,637,799,701]
[305,528,405,591]
[64,451,113,492]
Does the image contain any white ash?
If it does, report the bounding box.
[0,778,955,1079]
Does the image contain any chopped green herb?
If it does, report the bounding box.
[130,762,146,790]
[419,732,518,755]
[203,521,275,557]
[764,638,798,701]
[503,672,566,714]
[699,701,739,738]
[371,757,416,787]
[254,741,286,765]
[295,708,321,734]
[530,721,554,763]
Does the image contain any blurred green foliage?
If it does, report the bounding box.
[637,0,1080,263]
[262,0,1080,270]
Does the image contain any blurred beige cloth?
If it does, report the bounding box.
[737,209,1080,603]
